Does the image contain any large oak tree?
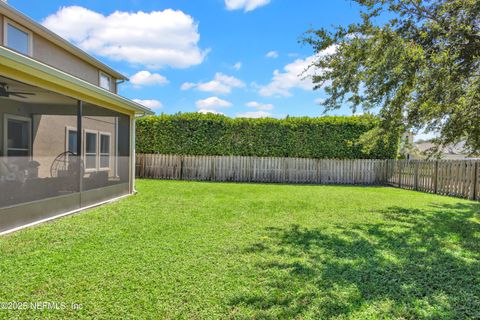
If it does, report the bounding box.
[304,0,480,154]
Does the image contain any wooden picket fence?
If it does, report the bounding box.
[136,154,386,185]
[136,154,480,200]
[386,160,480,200]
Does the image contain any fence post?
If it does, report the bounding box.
[414,161,419,191]
[179,156,184,180]
[385,160,389,185]
[472,161,478,200]
[140,154,145,178]
[433,160,439,194]
[398,161,402,188]
[210,156,215,181]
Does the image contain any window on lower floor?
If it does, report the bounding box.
[67,129,78,154]
[5,115,31,157]
[100,133,111,170]
[85,131,97,170]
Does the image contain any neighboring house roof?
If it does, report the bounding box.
[415,142,436,153]
[416,141,468,157]
[0,1,128,81]
[0,46,154,115]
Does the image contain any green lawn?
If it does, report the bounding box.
[0,180,479,319]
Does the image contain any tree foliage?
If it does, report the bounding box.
[136,113,399,159]
[303,0,480,153]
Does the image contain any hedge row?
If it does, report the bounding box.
[136,113,399,159]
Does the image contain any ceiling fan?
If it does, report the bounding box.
[0,83,36,99]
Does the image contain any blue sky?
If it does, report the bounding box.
[8,0,366,118]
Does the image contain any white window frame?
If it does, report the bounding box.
[82,130,113,172]
[99,132,111,171]
[65,126,78,155]
[3,18,33,56]
[3,114,32,158]
[83,129,98,173]
[65,126,79,166]
[99,71,112,91]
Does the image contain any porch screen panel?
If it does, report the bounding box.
[81,103,130,192]
[0,77,81,209]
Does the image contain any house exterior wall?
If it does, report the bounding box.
[0,96,131,234]
[0,13,118,93]
[33,35,101,87]
[32,115,117,178]
[0,100,119,179]
[0,2,149,234]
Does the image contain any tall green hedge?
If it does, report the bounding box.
[136,113,399,159]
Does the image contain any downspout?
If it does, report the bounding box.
[131,115,136,194]
[131,111,149,194]
[115,79,125,92]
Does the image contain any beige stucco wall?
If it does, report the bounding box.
[0,99,117,179]
[33,115,117,178]
[33,36,100,86]
[0,13,117,93]
[31,114,76,178]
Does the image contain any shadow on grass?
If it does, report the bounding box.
[229,203,480,319]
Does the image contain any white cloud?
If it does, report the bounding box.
[259,46,336,97]
[236,111,271,118]
[414,131,438,142]
[182,73,245,94]
[265,51,279,58]
[196,96,232,109]
[225,0,271,12]
[233,62,242,70]
[198,109,225,115]
[43,6,208,69]
[179,82,194,90]
[259,56,316,97]
[130,71,168,87]
[314,98,326,105]
[246,101,274,110]
[133,99,163,109]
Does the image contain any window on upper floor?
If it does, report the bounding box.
[4,19,32,56]
[99,72,112,91]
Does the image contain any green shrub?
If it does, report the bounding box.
[136,113,399,159]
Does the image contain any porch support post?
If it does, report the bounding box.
[130,114,136,194]
[76,100,83,156]
[77,100,83,194]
